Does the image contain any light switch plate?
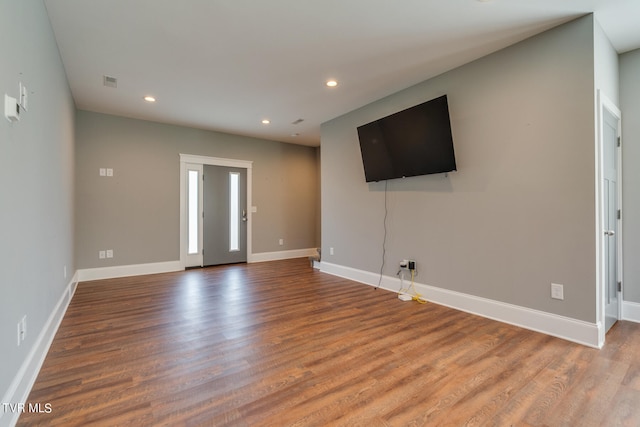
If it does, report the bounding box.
[19,82,28,111]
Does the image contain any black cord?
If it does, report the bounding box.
[376,180,388,289]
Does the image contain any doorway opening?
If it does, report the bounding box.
[597,91,623,344]
[179,154,253,268]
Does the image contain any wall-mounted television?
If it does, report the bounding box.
[356,94,456,182]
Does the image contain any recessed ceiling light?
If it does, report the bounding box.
[326,80,338,87]
[261,119,270,124]
[143,95,156,102]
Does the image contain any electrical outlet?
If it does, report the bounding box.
[400,259,416,270]
[278,239,284,246]
[99,250,106,259]
[551,283,564,300]
[106,249,113,258]
[330,247,334,255]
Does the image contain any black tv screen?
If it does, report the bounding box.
[357,95,456,182]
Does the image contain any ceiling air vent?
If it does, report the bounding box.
[103,75,117,88]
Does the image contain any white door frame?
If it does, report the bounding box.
[179,153,253,269]
[596,90,623,346]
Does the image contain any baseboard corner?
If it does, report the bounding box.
[318,261,600,348]
[0,276,76,427]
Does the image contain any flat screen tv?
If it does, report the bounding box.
[357,94,456,182]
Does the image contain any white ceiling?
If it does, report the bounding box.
[44,0,640,147]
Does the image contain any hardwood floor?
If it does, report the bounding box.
[18,258,640,426]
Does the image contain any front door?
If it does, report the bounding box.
[603,107,620,332]
[203,165,247,266]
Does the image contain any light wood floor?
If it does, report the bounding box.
[18,258,640,426]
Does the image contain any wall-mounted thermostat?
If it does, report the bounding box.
[4,94,20,122]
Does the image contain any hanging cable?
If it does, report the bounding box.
[410,268,427,304]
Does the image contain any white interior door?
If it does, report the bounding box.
[603,107,621,332]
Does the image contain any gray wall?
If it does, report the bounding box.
[321,16,598,322]
[75,110,319,269]
[621,48,640,303]
[0,0,75,407]
[594,20,620,106]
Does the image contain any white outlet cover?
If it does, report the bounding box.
[551,283,564,300]
[106,249,113,258]
[106,168,113,177]
[99,250,106,259]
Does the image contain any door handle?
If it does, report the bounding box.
[242,209,247,222]
[605,230,615,236]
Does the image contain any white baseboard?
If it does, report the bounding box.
[250,248,319,263]
[622,300,640,323]
[319,261,601,348]
[76,251,320,282]
[76,260,183,282]
[0,273,78,427]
